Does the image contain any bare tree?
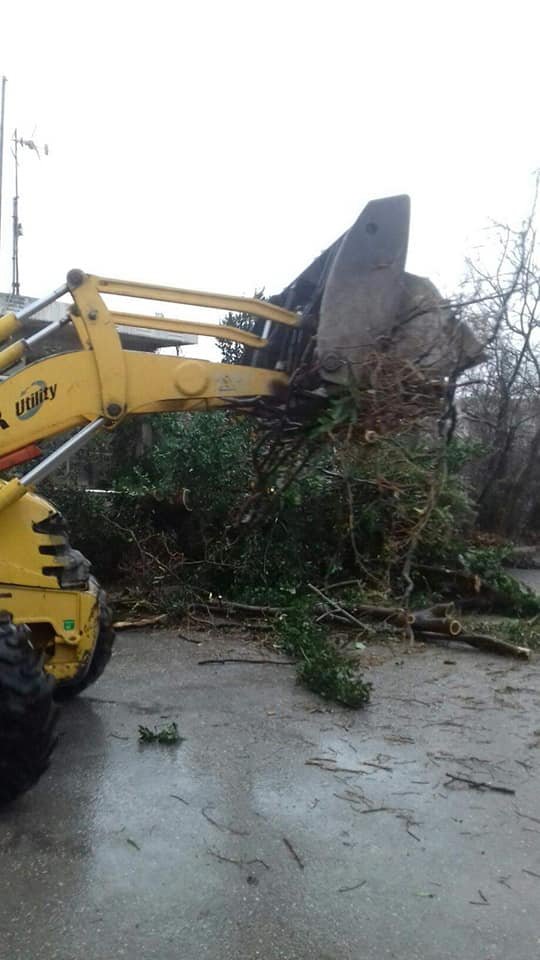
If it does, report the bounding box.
[456,176,540,537]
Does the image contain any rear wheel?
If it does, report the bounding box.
[0,613,58,804]
[54,581,115,701]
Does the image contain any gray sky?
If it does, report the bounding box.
[1,0,538,359]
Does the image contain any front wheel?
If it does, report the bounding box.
[0,613,58,804]
[54,581,115,701]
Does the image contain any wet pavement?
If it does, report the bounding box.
[1,625,540,959]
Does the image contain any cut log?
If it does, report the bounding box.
[351,605,412,626]
[418,630,530,659]
[412,616,462,637]
[459,632,530,659]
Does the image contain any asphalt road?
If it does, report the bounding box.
[1,625,540,960]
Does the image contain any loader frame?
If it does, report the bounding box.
[0,271,300,516]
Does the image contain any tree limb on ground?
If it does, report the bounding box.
[114,614,167,630]
[457,632,530,659]
[418,630,530,659]
[189,600,283,616]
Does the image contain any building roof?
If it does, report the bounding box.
[0,292,198,356]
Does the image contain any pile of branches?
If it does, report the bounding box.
[309,591,530,660]
[234,352,452,540]
[181,586,531,661]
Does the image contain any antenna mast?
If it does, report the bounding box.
[11,130,20,296]
[10,128,48,297]
[0,77,6,269]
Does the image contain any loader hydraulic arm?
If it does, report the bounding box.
[0,271,299,513]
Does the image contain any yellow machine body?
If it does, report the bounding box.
[0,483,99,680]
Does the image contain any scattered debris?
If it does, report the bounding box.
[178,632,203,645]
[283,836,304,870]
[198,658,295,666]
[337,879,367,893]
[362,760,393,772]
[208,848,270,870]
[201,805,250,836]
[334,788,372,809]
[138,721,183,745]
[397,812,422,841]
[444,772,515,795]
[306,758,364,774]
[384,734,415,744]
[306,756,392,775]
[516,810,540,824]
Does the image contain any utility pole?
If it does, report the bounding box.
[0,77,6,268]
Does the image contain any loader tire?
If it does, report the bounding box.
[54,581,115,701]
[0,613,58,804]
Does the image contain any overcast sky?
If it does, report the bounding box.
[1,1,538,359]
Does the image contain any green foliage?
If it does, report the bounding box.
[461,544,514,580]
[444,437,488,474]
[276,603,371,708]
[39,482,139,581]
[42,410,480,601]
[111,413,253,516]
[500,619,540,649]
[461,545,540,615]
[217,291,264,365]
[138,722,183,744]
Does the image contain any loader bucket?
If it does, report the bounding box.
[317,195,410,384]
[267,195,482,386]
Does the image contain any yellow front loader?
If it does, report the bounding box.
[0,196,478,802]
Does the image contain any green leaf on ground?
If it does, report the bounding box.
[138,722,184,745]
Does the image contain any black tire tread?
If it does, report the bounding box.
[0,615,58,804]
